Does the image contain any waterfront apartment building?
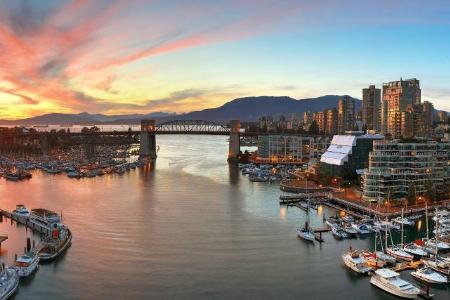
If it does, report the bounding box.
[337,96,355,134]
[362,85,381,131]
[381,78,421,138]
[257,135,330,163]
[362,140,450,202]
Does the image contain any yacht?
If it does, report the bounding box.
[14,252,39,277]
[386,246,413,261]
[38,225,72,262]
[350,223,371,235]
[411,267,448,284]
[424,238,450,251]
[370,268,420,299]
[343,224,358,237]
[360,251,387,268]
[342,248,371,274]
[375,251,397,265]
[423,259,450,277]
[11,204,30,218]
[342,215,354,223]
[0,264,19,300]
[403,243,428,258]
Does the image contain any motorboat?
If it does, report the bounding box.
[11,204,30,218]
[386,247,413,261]
[342,248,371,274]
[67,171,81,179]
[370,268,420,299]
[351,223,371,235]
[411,267,448,284]
[0,264,19,299]
[403,243,428,258]
[14,252,39,277]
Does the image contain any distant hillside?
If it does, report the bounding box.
[165,95,362,123]
[0,112,174,125]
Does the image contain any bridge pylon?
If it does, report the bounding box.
[140,120,157,160]
[228,120,240,162]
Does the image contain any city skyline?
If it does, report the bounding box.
[1,0,450,120]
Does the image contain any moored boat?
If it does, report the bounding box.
[403,243,428,258]
[370,268,420,299]
[37,225,72,262]
[386,246,413,262]
[0,264,19,300]
[12,204,30,218]
[14,252,39,277]
[342,247,371,274]
[411,267,448,284]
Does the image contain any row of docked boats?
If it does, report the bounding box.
[240,163,296,183]
[0,205,72,299]
[341,206,450,298]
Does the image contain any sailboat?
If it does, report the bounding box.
[297,174,315,242]
[386,208,413,261]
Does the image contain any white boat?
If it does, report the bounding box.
[14,252,39,277]
[11,204,30,218]
[331,226,348,240]
[297,228,315,242]
[0,265,19,300]
[370,268,420,299]
[386,246,413,261]
[411,267,448,284]
[423,259,450,277]
[403,243,428,257]
[424,238,450,251]
[375,251,397,264]
[351,223,371,235]
[392,217,415,226]
[342,248,371,274]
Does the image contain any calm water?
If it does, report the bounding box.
[0,135,448,299]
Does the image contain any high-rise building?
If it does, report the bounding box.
[362,85,381,131]
[313,111,326,134]
[437,111,448,123]
[422,101,434,136]
[303,111,313,125]
[381,78,421,138]
[325,108,338,135]
[337,96,355,134]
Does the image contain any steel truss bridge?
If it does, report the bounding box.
[154,120,230,135]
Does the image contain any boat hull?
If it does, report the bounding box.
[370,276,419,299]
[38,229,72,262]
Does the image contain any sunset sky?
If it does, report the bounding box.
[0,0,450,119]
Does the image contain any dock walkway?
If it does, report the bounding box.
[0,209,51,235]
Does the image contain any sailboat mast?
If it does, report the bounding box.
[425,203,429,241]
[400,208,404,248]
[435,208,439,260]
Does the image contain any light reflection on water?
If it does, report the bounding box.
[0,135,448,299]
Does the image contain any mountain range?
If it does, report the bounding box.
[0,95,372,125]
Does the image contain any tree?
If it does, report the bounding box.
[407,183,416,206]
[308,121,319,135]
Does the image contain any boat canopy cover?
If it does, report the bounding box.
[375,268,399,278]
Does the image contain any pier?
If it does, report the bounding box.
[0,209,51,235]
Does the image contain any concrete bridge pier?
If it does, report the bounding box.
[140,120,157,160]
[228,120,240,163]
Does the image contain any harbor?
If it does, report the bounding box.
[0,135,448,299]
